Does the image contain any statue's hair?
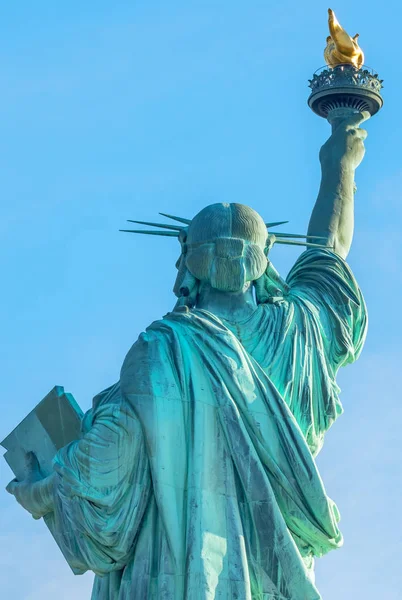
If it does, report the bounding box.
[183,203,268,293]
[185,237,266,292]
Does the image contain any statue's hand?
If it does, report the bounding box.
[6,452,46,519]
[319,111,370,173]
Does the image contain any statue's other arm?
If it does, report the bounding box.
[307,111,369,259]
[6,389,152,574]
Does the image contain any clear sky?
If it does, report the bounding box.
[0,1,401,598]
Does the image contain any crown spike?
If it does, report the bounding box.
[274,232,328,240]
[265,220,289,228]
[159,213,191,225]
[274,239,329,248]
[127,220,184,231]
[119,229,179,237]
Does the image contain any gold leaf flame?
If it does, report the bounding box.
[324,8,364,68]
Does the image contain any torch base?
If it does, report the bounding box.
[308,64,383,120]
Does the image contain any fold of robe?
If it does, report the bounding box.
[50,249,367,600]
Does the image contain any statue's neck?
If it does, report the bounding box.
[196,282,257,323]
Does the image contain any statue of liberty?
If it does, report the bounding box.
[5,109,368,599]
[5,11,378,600]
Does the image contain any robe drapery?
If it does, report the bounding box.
[51,249,367,600]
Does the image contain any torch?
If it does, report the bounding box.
[308,9,383,131]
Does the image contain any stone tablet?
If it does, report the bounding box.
[1,385,83,480]
[1,386,83,574]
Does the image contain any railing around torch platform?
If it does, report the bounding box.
[308,64,384,94]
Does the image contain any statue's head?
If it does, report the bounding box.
[182,203,268,294]
[121,203,325,306]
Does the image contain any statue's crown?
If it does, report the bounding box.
[120,203,328,250]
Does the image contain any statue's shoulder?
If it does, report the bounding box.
[121,307,234,385]
[120,312,192,399]
[121,308,215,372]
[120,313,184,375]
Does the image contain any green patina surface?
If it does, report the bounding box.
[5,112,371,599]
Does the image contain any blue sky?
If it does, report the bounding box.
[0,1,401,598]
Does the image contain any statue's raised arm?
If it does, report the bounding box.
[307,110,370,259]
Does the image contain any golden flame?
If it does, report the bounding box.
[324,9,364,68]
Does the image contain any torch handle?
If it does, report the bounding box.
[327,106,361,133]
